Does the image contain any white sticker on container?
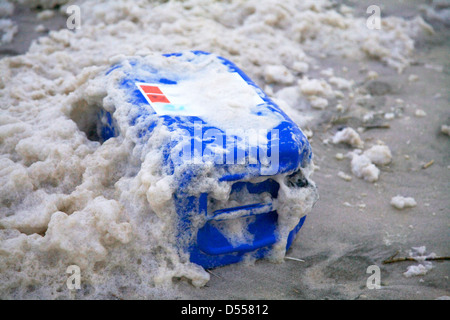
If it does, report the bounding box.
[136,71,265,117]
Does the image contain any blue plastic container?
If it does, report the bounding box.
[99,51,314,269]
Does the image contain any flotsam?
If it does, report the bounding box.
[332,127,364,149]
[334,135,392,182]
[403,246,436,277]
[363,145,392,166]
[403,263,433,277]
[348,151,380,182]
[415,109,427,117]
[390,196,417,209]
[335,152,344,160]
[337,171,352,181]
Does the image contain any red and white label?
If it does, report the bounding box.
[137,84,171,104]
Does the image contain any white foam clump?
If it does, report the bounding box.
[339,141,392,182]
[441,124,450,136]
[332,127,364,149]
[42,197,133,268]
[299,77,334,97]
[264,65,295,85]
[390,196,417,209]
[298,77,334,110]
[348,145,392,182]
[348,151,380,183]
[403,246,436,278]
[328,77,354,90]
[0,0,429,299]
[415,109,427,117]
[363,145,392,166]
[403,263,433,278]
[309,96,329,110]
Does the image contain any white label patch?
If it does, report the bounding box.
[136,71,265,117]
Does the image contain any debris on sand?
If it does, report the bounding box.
[335,153,344,160]
[328,76,354,91]
[332,127,364,149]
[363,144,392,166]
[383,246,449,278]
[422,159,434,169]
[403,263,433,277]
[441,124,450,136]
[348,151,380,183]
[403,246,436,278]
[390,196,417,209]
[337,171,352,181]
[340,143,392,183]
[408,74,419,82]
[415,109,427,117]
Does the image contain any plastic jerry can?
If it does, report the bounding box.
[98,51,317,269]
